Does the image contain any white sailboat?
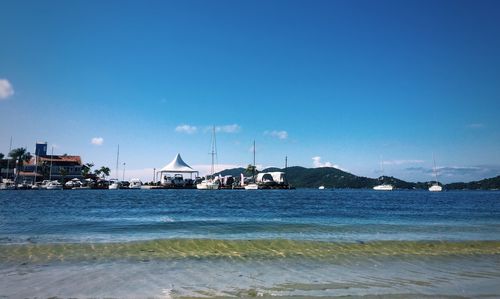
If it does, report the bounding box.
[0,137,15,190]
[429,154,442,192]
[244,140,259,190]
[373,157,393,191]
[109,145,121,190]
[42,146,63,190]
[197,126,220,190]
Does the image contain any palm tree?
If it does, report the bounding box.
[59,167,68,184]
[9,148,32,183]
[81,163,94,178]
[98,166,110,179]
[245,164,257,176]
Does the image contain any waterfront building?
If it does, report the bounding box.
[17,142,83,184]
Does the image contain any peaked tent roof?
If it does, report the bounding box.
[160,153,197,173]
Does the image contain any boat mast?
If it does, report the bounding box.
[210,126,216,178]
[115,144,120,180]
[253,140,256,181]
[49,146,54,181]
[433,153,439,184]
[379,155,384,182]
[285,155,288,185]
[6,136,12,180]
[122,162,126,181]
[34,144,37,184]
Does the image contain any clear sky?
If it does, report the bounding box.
[1,0,499,183]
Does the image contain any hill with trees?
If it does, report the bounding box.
[215,166,500,190]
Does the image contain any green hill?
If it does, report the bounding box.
[445,175,500,190]
[215,166,500,190]
[216,166,417,189]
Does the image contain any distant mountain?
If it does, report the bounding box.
[215,166,500,190]
[445,175,500,190]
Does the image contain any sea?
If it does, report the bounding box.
[0,189,499,298]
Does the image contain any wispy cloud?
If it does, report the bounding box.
[405,164,500,180]
[467,123,485,129]
[203,124,241,133]
[0,79,14,100]
[312,156,345,171]
[383,159,424,165]
[215,124,241,133]
[91,137,104,145]
[175,124,198,134]
[264,130,288,140]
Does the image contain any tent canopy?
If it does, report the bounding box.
[160,153,197,173]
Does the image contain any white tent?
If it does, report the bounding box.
[158,153,199,183]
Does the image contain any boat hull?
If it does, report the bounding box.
[429,185,443,192]
[196,181,219,190]
[373,184,393,191]
[244,184,259,190]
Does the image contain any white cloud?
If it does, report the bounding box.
[91,137,104,145]
[382,159,424,165]
[467,123,485,129]
[175,124,198,134]
[312,156,345,171]
[207,124,241,133]
[0,79,14,100]
[264,130,288,140]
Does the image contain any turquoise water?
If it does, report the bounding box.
[0,189,499,298]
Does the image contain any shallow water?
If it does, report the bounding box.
[0,189,499,298]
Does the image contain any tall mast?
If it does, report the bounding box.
[122,162,126,181]
[379,155,384,181]
[6,136,12,180]
[210,126,216,177]
[433,153,439,184]
[253,140,256,181]
[34,144,38,184]
[115,144,120,180]
[49,146,54,181]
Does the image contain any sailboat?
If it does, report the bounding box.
[43,146,63,190]
[373,157,393,191]
[244,140,259,190]
[109,145,121,189]
[0,137,15,190]
[429,154,442,192]
[196,126,220,190]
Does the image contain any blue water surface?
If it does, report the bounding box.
[1,189,499,244]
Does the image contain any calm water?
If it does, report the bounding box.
[1,189,499,298]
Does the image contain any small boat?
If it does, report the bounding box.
[0,181,16,190]
[244,140,259,190]
[197,178,220,190]
[373,158,393,191]
[129,178,142,189]
[318,186,325,190]
[109,145,121,190]
[429,184,442,192]
[244,183,259,190]
[31,182,43,190]
[429,154,443,192]
[45,181,63,190]
[108,179,121,190]
[373,184,393,191]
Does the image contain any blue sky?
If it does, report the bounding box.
[1,0,499,182]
